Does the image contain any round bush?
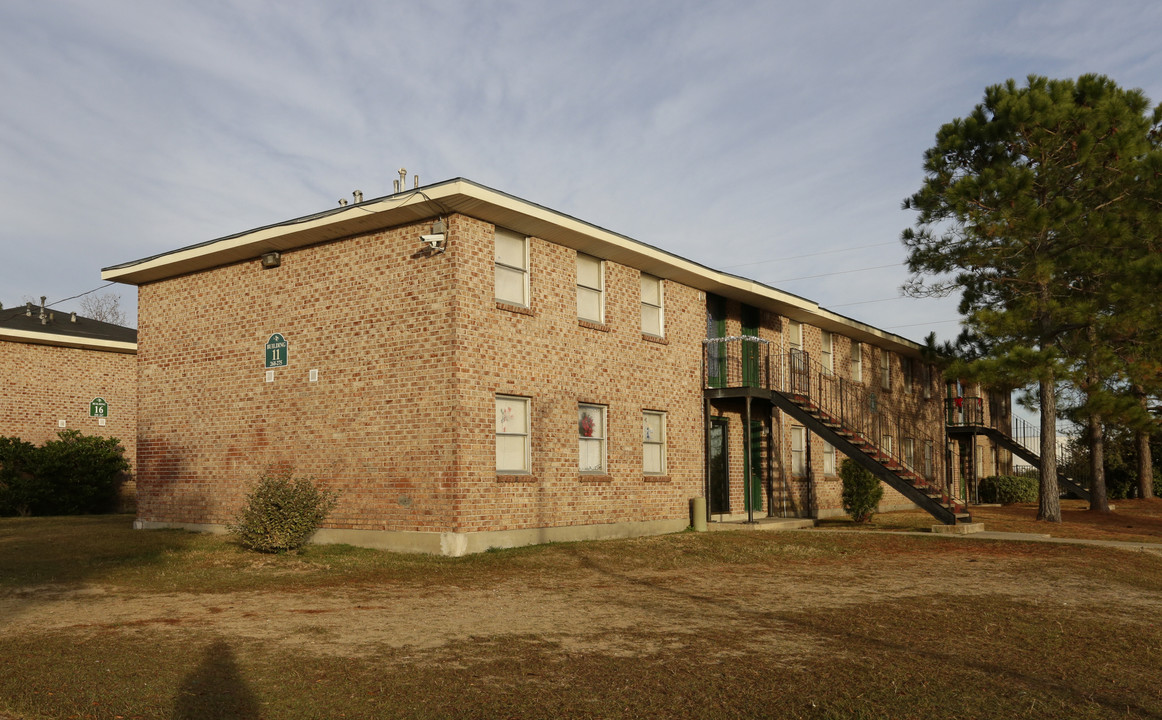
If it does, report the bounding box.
[840,458,884,523]
[978,475,1038,504]
[229,470,338,553]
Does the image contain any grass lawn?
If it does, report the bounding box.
[2,510,1162,719]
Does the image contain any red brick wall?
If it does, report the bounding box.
[0,339,136,468]
[136,219,459,531]
[135,213,706,535]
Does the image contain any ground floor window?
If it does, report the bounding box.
[579,403,607,473]
[643,410,666,474]
[903,437,915,470]
[822,441,835,475]
[791,426,806,476]
[496,395,530,473]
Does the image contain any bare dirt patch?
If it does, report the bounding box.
[4,533,1160,665]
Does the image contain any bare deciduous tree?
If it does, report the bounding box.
[79,292,127,326]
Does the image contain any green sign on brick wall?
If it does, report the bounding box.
[89,398,108,418]
[265,333,288,369]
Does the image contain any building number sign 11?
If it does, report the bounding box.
[265,333,289,369]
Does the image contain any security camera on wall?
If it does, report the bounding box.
[421,234,446,251]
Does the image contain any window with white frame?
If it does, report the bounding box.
[643,410,666,474]
[924,440,934,479]
[494,228,529,307]
[791,425,806,476]
[788,321,802,352]
[851,341,863,383]
[495,395,530,473]
[882,434,893,457]
[822,441,835,475]
[904,358,915,394]
[923,364,933,399]
[821,331,834,374]
[903,437,915,469]
[641,274,664,337]
[577,254,604,323]
[578,403,607,473]
[788,320,805,375]
[880,350,891,391]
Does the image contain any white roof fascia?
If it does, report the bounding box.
[0,329,137,354]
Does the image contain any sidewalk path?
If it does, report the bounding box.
[803,527,1162,555]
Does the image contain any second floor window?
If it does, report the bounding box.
[851,342,863,383]
[641,274,664,337]
[577,254,604,323]
[494,228,529,307]
[821,331,833,374]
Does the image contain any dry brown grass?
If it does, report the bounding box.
[2,513,1161,719]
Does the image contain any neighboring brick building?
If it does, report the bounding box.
[104,178,966,555]
[0,300,137,468]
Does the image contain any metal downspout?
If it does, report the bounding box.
[704,396,712,526]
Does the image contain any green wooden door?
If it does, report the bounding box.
[743,420,764,513]
[709,417,730,513]
[741,304,760,387]
[706,295,727,388]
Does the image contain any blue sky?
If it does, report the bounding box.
[2,0,1160,340]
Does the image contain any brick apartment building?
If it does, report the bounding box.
[0,300,137,468]
[103,178,972,555]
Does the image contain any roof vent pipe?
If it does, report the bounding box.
[353,190,363,203]
[39,296,46,324]
[338,198,348,206]
[26,302,32,317]
[71,312,77,323]
[398,167,407,191]
[414,175,419,188]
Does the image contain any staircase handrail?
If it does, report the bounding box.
[774,348,953,502]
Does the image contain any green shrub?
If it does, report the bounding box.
[0,432,128,516]
[0,436,38,516]
[978,474,1038,504]
[840,458,883,523]
[229,470,338,553]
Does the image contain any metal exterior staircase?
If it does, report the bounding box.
[704,339,971,525]
[945,400,1091,502]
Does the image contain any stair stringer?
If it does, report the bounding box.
[767,389,967,525]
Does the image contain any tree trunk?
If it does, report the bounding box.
[1134,390,1154,499]
[1037,376,1061,522]
[1137,428,1155,500]
[1087,413,1109,512]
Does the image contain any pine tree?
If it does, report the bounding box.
[902,75,1161,522]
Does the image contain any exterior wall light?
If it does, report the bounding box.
[260,252,281,269]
